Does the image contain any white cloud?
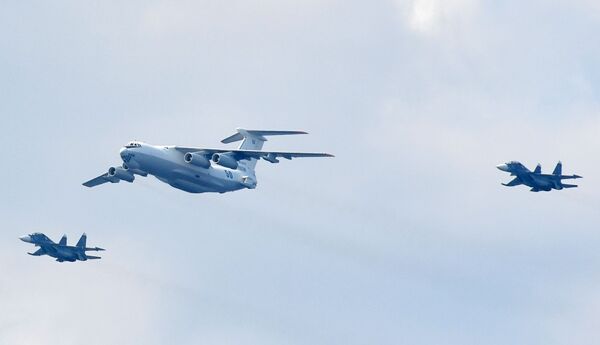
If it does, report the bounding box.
[396,0,480,35]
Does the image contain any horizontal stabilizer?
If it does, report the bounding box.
[221,129,308,144]
[562,184,578,188]
[561,174,583,180]
[85,255,101,260]
[560,175,583,180]
[85,247,105,251]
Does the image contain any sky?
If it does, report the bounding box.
[1,0,600,344]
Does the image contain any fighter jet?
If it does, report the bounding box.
[496,161,582,192]
[19,233,104,262]
[83,128,333,194]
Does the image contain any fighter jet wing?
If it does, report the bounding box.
[502,177,523,187]
[174,147,333,162]
[82,173,118,187]
[28,248,46,256]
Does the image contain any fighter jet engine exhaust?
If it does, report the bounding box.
[108,166,135,182]
[184,152,211,168]
[212,153,238,169]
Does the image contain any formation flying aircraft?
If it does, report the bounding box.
[496,161,582,192]
[83,128,333,194]
[19,233,105,262]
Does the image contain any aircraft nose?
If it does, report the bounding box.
[119,147,127,156]
[496,164,509,172]
[19,235,32,243]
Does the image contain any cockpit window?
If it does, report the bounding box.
[125,142,141,148]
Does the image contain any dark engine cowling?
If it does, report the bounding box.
[108,166,135,182]
[184,152,211,169]
[212,153,238,169]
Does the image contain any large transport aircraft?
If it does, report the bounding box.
[83,128,334,194]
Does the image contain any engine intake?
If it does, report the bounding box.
[184,152,211,169]
[212,153,238,169]
[108,166,135,183]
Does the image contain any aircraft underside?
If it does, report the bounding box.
[157,168,245,194]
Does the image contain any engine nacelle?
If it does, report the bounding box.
[212,153,238,169]
[108,166,135,183]
[184,152,211,169]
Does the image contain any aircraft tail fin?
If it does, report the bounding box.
[553,161,562,175]
[221,128,308,169]
[76,233,87,248]
[58,235,67,246]
[533,164,541,174]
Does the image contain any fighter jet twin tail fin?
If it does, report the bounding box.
[552,161,562,175]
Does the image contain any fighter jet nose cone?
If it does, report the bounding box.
[19,235,32,243]
[496,164,509,172]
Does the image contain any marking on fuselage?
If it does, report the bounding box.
[122,153,136,163]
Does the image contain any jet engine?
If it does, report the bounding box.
[212,153,238,169]
[184,152,211,169]
[108,166,135,182]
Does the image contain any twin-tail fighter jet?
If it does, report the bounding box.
[83,128,333,194]
[496,161,582,192]
[19,233,104,262]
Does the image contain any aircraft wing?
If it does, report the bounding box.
[82,173,118,187]
[28,248,46,256]
[502,177,523,187]
[174,147,333,162]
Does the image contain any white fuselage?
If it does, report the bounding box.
[120,143,255,193]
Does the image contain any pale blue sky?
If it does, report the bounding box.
[2,1,600,344]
